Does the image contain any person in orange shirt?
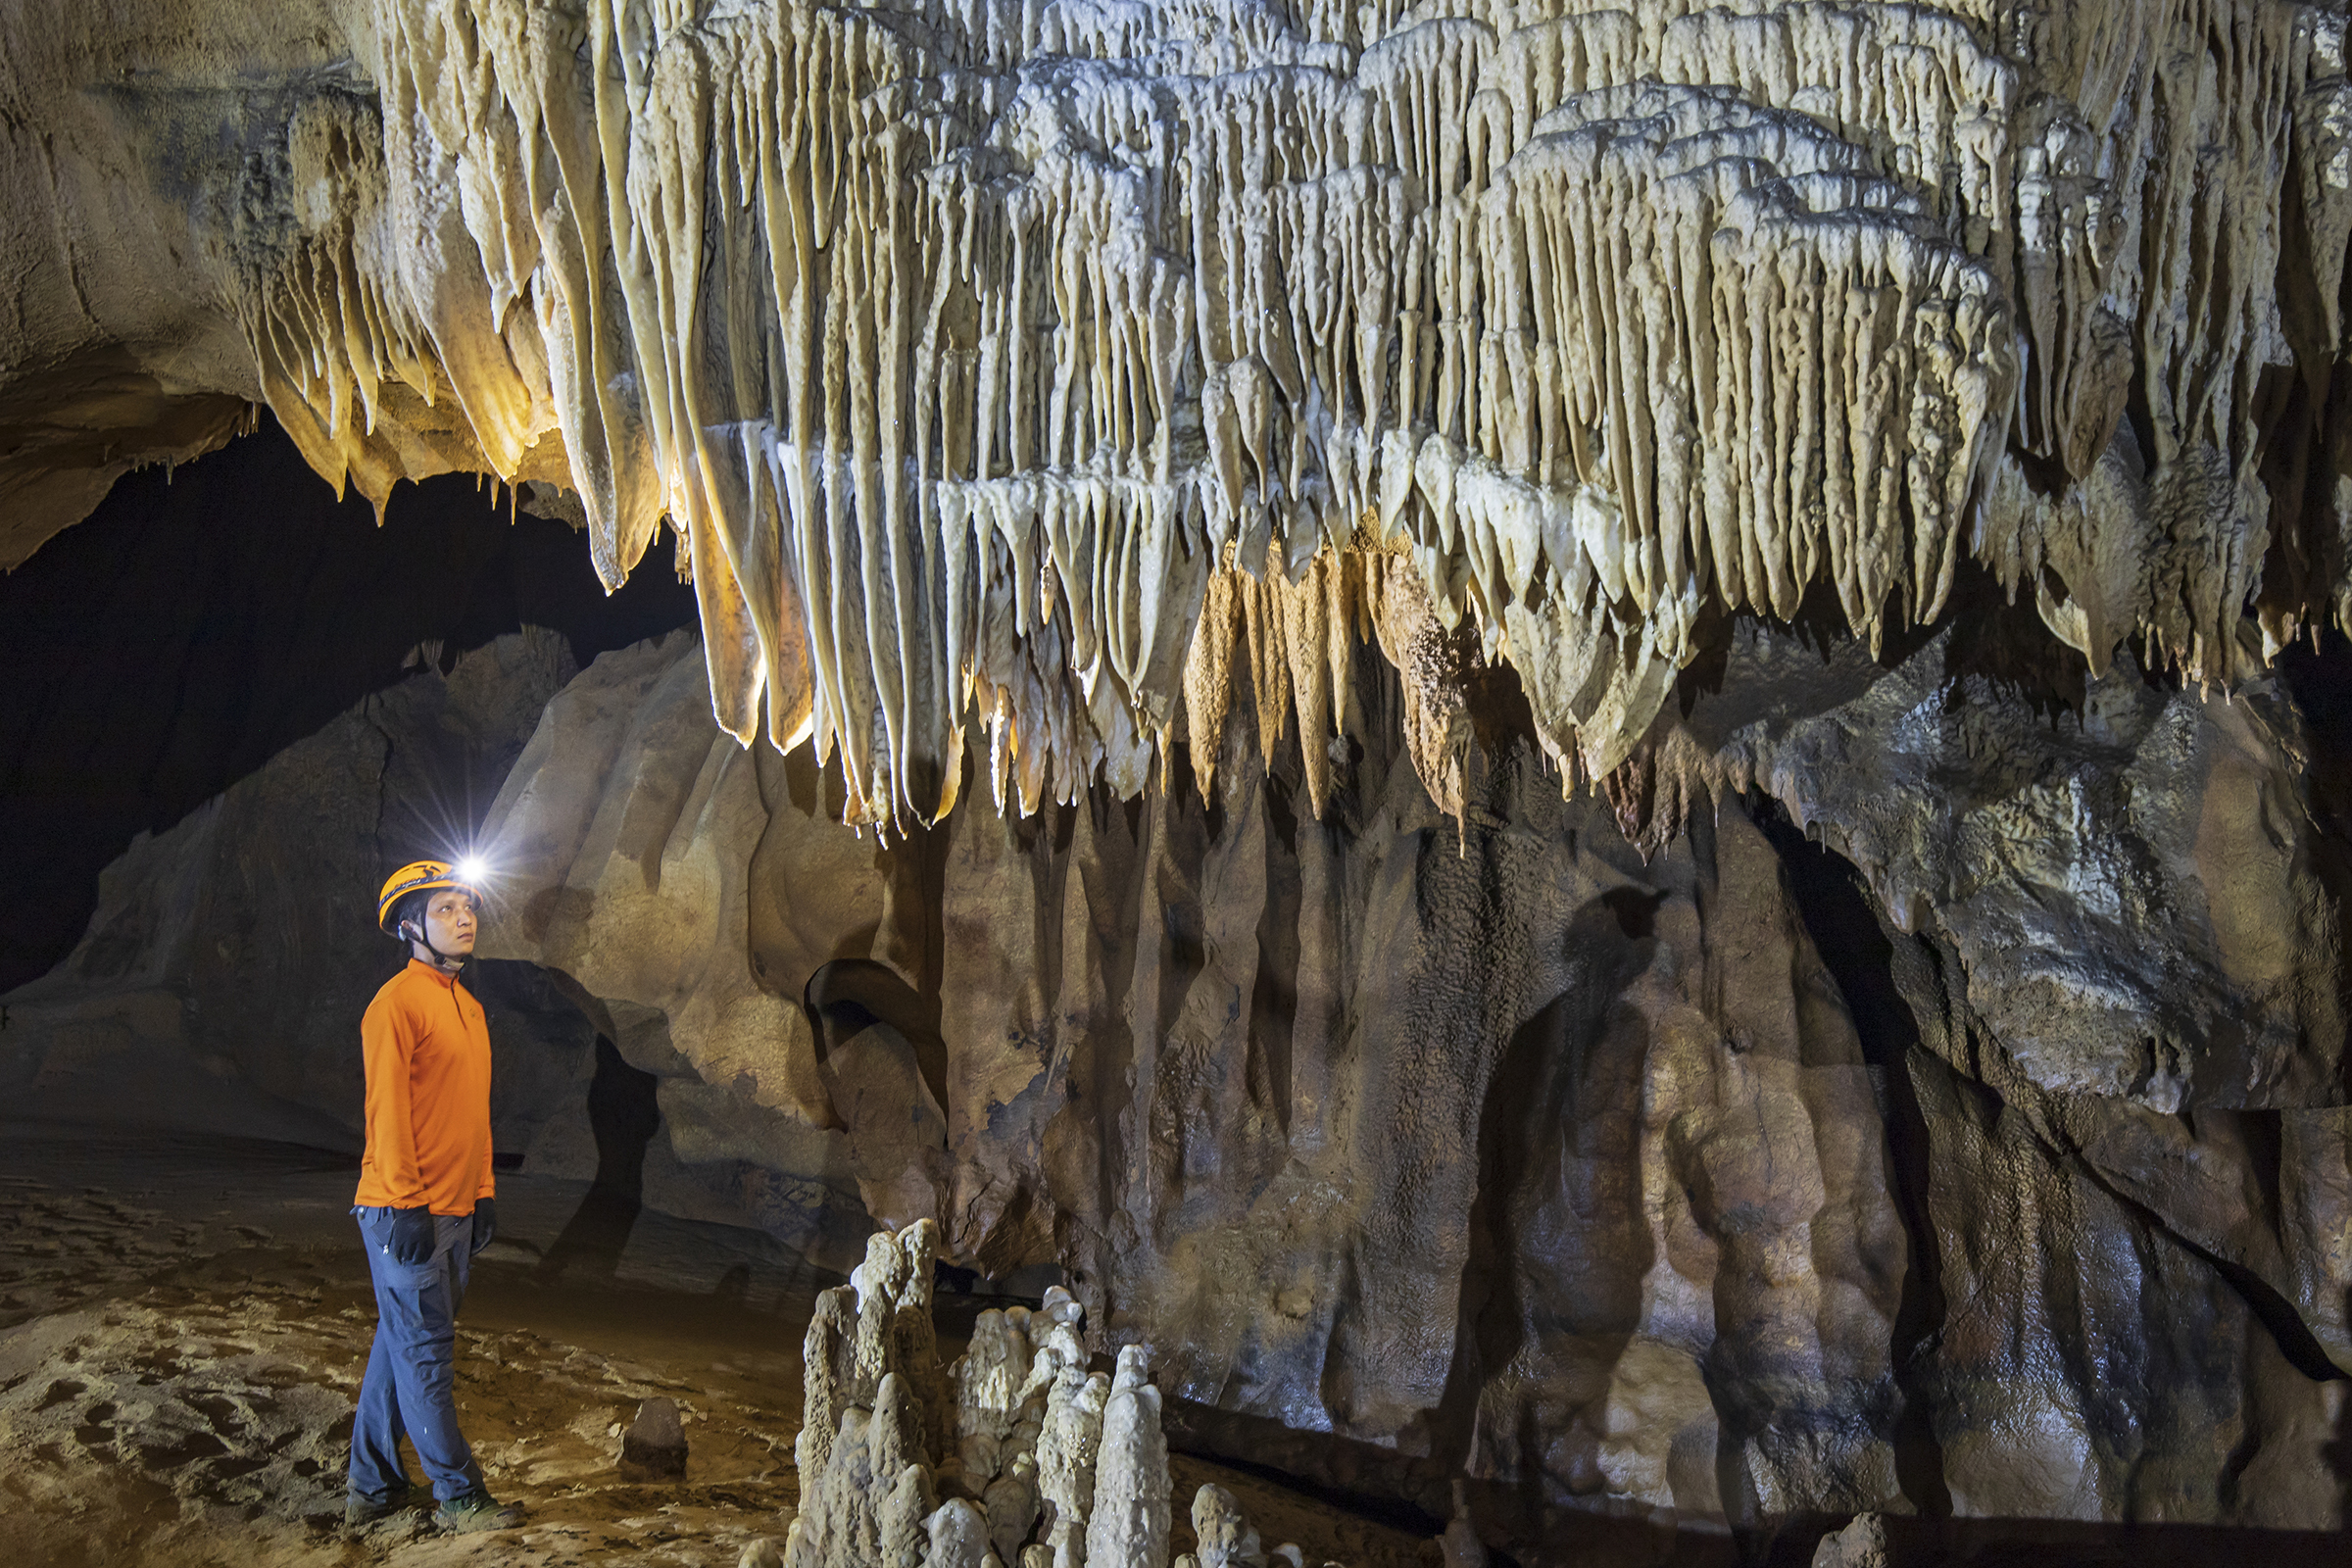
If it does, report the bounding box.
[345,859,525,1534]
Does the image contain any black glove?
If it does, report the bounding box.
[469,1198,497,1256]
[389,1204,436,1266]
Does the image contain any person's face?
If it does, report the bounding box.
[420,888,478,956]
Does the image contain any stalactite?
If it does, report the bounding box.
[201,0,2352,827]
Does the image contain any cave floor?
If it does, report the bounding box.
[0,1126,1435,1568]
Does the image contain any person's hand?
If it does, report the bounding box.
[469,1198,497,1257]
[389,1205,436,1266]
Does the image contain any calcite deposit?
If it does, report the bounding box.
[7,0,2351,825]
[786,1219,1315,1568]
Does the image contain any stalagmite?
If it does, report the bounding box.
[928,1499,996,1568]
[800,1287,859,1479]
[1189,1485,1261,1568]
[1084,1348,1172,1568]
[1037,1367,1111,1567]
[954,1305,1034,1485]
[774,1222,1344,1568]
[880,1460,939,1568]
[986,1454,1044,1561]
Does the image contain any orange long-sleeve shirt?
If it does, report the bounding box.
[354,958,496,1215]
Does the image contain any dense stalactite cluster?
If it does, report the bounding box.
[10,0,2352,824]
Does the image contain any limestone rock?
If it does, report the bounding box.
[1437,1483,1483,1568]
[1037,1371,1111,1556]
[799,1288,859,1481]
[618,1396,689,1482]
[878,1463,937,1568]
[871,1376,925,1487]
[1084,1348,1170,1568]
[793,1222,992,1563]
[783,1220,1329,1568]
[926,1499,994,1568]
[475,630,876,1265]
[983,1455,1043,1565]
[955,1308,1034,1484]
[786,1220,1215,1568]
[475,616,2352,1552]
[784,1406,880,1568]
[1810,1513,1888,1568]
[1189,1485,1261,1568]
[485,629,1922,1534]
[1659,618,2343,1111]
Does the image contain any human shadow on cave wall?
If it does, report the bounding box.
[535,1036,662,1282]
[1433,885,1665,1494]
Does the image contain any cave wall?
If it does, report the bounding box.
[470,607,2352,1544]
[8,545,2348,1546]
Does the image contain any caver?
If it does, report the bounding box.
[345,858,526,1535]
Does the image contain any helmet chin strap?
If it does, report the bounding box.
[401,919,466,972]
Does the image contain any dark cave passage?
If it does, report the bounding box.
[0,415,696,991]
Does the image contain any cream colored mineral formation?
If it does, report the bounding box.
[1084,1348,1171,1568]
[783,1222,1273,1568]
[3,0,2344,821]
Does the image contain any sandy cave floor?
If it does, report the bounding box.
[0,1127,1437,1568]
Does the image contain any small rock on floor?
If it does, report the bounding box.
[617,1396,689,1481]
[1810,1512,1887,1568]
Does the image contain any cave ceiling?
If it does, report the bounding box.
[4,0,2350,827]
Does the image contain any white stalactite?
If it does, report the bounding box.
[217,0,2352,823]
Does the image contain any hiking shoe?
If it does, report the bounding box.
[435,1489,526,1533]
[344,1483,420,1527]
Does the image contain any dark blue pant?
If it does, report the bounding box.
[347,1206,483,1503]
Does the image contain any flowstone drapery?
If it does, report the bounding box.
[8,0,2352,826]
[776,1221,1333,1568]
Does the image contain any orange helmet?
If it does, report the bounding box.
[375,858,483,936]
